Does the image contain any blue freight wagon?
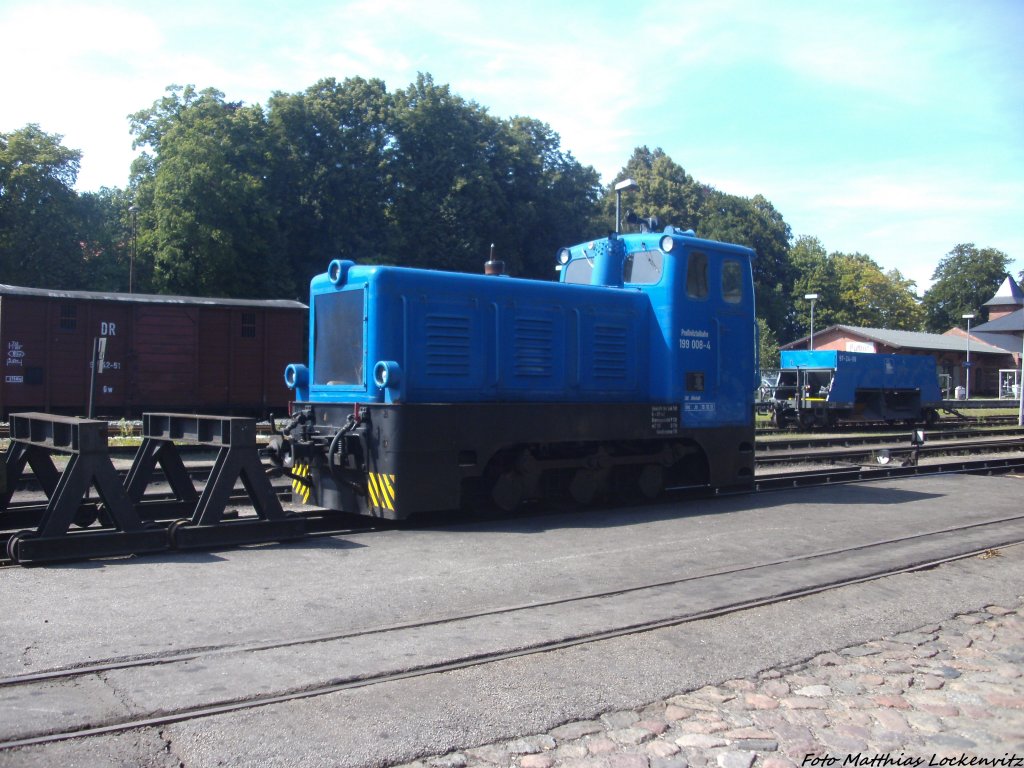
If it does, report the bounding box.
[770,350,942,429]
[269,227,760,519]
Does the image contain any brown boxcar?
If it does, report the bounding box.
[0,284,307,419]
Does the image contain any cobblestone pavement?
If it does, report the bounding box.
[397,599,1024,768]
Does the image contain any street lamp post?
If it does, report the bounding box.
[614,178,638,233]
[128,205,140,294]
[1018,328,1024,426]
[804,293,819,350]
[962,313,975,400]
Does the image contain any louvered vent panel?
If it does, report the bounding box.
[593,323,628,379]
[425,314,471,377]
[514,317,554,378]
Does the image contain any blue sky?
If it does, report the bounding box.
[1,0,1021,291]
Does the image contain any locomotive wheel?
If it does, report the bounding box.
[569,468,600,506]
[637,464,664,500]
[490,471,524,513]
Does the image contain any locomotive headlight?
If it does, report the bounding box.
[284,364,309,390]
[328,259,354,286]
[659,235,675,253]
[374,360,402,389]
[556,248,571,265]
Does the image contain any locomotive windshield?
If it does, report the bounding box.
[623,250,662,284]
[562,249,663,285]
[562,257,592,285]
[314,289,365,386]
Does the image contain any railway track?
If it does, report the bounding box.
[754,412,1021,436]
[2,433,1023,568]
[0,508,1020,752]
[756,431,1024,467]
[1,413,1016,443]
[756,424,1024,451]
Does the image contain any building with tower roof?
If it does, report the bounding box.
[971,274,1024,399]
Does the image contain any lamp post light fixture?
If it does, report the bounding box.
[804,293,819,350]
[614,178,639,233]
[962,312,975,400]
[128,205,140,294]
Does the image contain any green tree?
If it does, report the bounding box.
[130,87,285,298]
[922,244,1012,332]
[267,77,395,287]
[788,237,925,339]
[788,234,850,341]
[788,235,836,332]
[0,124,84,287]
[757,317,780,369]
[486,116,600,278]
[76,186,136,291]
[125,76,600,297]
[602,147,709,232]
[387,73,509,274]
[830,252,924,330]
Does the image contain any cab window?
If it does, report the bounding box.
[722,259,743,303]
[686,251,708,299]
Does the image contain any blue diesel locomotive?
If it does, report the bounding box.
[270,228,759,518]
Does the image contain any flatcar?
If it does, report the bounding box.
[0,284,306,419]
[269,227,759,519]
[769,350,942,429]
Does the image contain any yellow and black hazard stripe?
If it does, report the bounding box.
[366,472,396,513]
[291,462,313,504]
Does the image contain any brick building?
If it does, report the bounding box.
[781,324,1012,397]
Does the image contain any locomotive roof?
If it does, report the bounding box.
[0,283,307,310]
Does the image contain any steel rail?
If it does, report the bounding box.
[755,436,1024,467]
[756,425,1024,452]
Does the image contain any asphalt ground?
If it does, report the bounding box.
[0,472,1022,767]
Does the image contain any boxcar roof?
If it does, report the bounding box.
[0,283,306,310]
